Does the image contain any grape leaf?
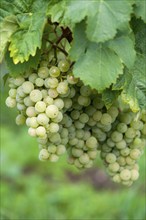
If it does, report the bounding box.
[53,0,132,43]
[134,0,146,23]
[0,0,49,64]
[69,21,88,61]
[121,55,146,112]
[73,43,123,91]
[102,89,120,109]
[108,35,136,69]
[0,16,18,62]
[5,49,41,77]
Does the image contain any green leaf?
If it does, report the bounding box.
[121,55,146,112]
[69,21,88,61]
[134,1,146,23]
[9,11,47,64]
[73,43,123,91]
[47,1,66,23]
[5,49,41,77]
[108,36,136,69]
[102,89,120,109]
[0,16,18,62]
[1,0,49,64]
[57,0,132,43]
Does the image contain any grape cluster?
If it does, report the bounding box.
[5,55,146,186]
[100,111,145,186]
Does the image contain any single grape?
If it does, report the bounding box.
[46,105,59,118]
[49,122,59,133]
[22,81,34,94]
[38,67,49,79]
[39,149,50,161]
[105,153,117,164]
[49,66,60,77]
[86,136,98,149]
[120,169,131,181]
[15,114,26,125]
[58,60,70,72]
[35,101,46,113]
[30,90,43,102]
[5,97,16,108]
[36,126,46,137]
[37,113,49,125]
[35,78,44,87]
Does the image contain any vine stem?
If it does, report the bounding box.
[47,39,68,56]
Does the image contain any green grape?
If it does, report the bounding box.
[68,87,76,98]
[85,106,96,116]
[24,96,34,107]
[87,118,97,127]
[130,120,143,130]
[46,105,59,118]
[30,89,43,102]
[41,89,48,98]
[117,123,128,133]
[67,75,78,84]
[112,174,121,183]
[119,112,133,124]
[35,78,44,87]
[45,77,58,88]
[37,137,48,145]
[116,139,127,149]
[9,89,17,98]
[43,96,53,105]
[117,156,126,166]
[105,153,117,164]
[93,98,104,109]
[84,160,93,168]
[79,153,90,165]
[49,66,60,77]
[5,97,16,108]
[108,162,120,172]
[88,150,98,159]
[69,138,78,146]
[37,113,49,126]
[35,101,46,113]
[38,67,49,79]
[49,133,61,144]
[15,114,26,125]
[48,144,57,153]
[28,127,36,137]
[28,73,38,83]
[76,140,84,148]
[49,154,59,162]
[56,145,66,155]
[58,60,70,72]
[78,95,90,107]
[100,113,112,125]
[36,126,46,137]
[29,117,39,128]
[120,148,130,156]
[63,98,72,109]
[131,169,139,181]
[120,169,131,181]
[101,144,112,153]
[17,103,26,111]
[52,112,63,123]
[111,131,123,142]
[141,124,146,136]
[54,98,64,110]
[107,106,119,120]
[130,149,141,160]
[70,110,80,120]
[39,149,50,161]
[93,111,102,121]
[72,148,83,157]
[107,138,115,148]
[14,77,25,86]
[57,81,69,95]
[17,86,26,98]
[26,106,37,117]
[86,136,98,149]
[74,121,85,129]
[22,81,34,94]
[74,159,83,168]
[125,156,135,165]
[125,128,136,139]
[76,129,85,139]
[49,122,59,133]
[48,89,58,98]
[80,85,92,97]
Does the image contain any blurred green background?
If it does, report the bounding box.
[0,65,146,220]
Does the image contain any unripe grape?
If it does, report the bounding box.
[93,111,102,121]
[54,98,64,110]
[120,148,130,156]
[15,114,26,125]
[57,81,69,95]
[130,149,141,160]
[108,162,120,172]
[100,113,112,125]
[56,145,66,155]
[80,85,92,97]
[120,169,131,181]
[26,106,37,117]
[49,154,59,162]
[67,75,78,84]
[86,136,98,149]
[58,60,70,72]
[35,101,46,113]
[105,153,117,164]
[30,90,42,102]
[17,103,26,111]
[9,89,17,98]
[38,67,49,79]
[28,127,36,137]
[48,88,58,98]
[48,144,57,153]
[35,78,44,87]
[28,73,38,83]
[72,148,83,157]
[117,123,128,133]
[43,96,53,105]
[41,89,48,98]
[111,131,123,142]
[79,153,90,164]
[131,169,139,181]
[29,117,39,128]
[125,128,136,139]
[24,96,34,107]
[49,66,60,77]
[46,105,59,118]
[5,97,16,108]
[39,149,49,161]
[78,95,90,107]
[37,113,49,125]
[49,122,59,133]
[36,126,46,137]
[22,81,34,94]
[14,76,25,86]
[74,159,83,168]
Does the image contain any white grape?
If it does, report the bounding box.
[30,89,43,102]
[35,101,46,113]
[46,105,59,118]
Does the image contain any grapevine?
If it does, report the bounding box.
[1,0,146,186]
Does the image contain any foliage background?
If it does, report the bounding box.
[0,63,145,220]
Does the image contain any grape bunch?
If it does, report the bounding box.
[5,54,146,186]
[100,111,145,186]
